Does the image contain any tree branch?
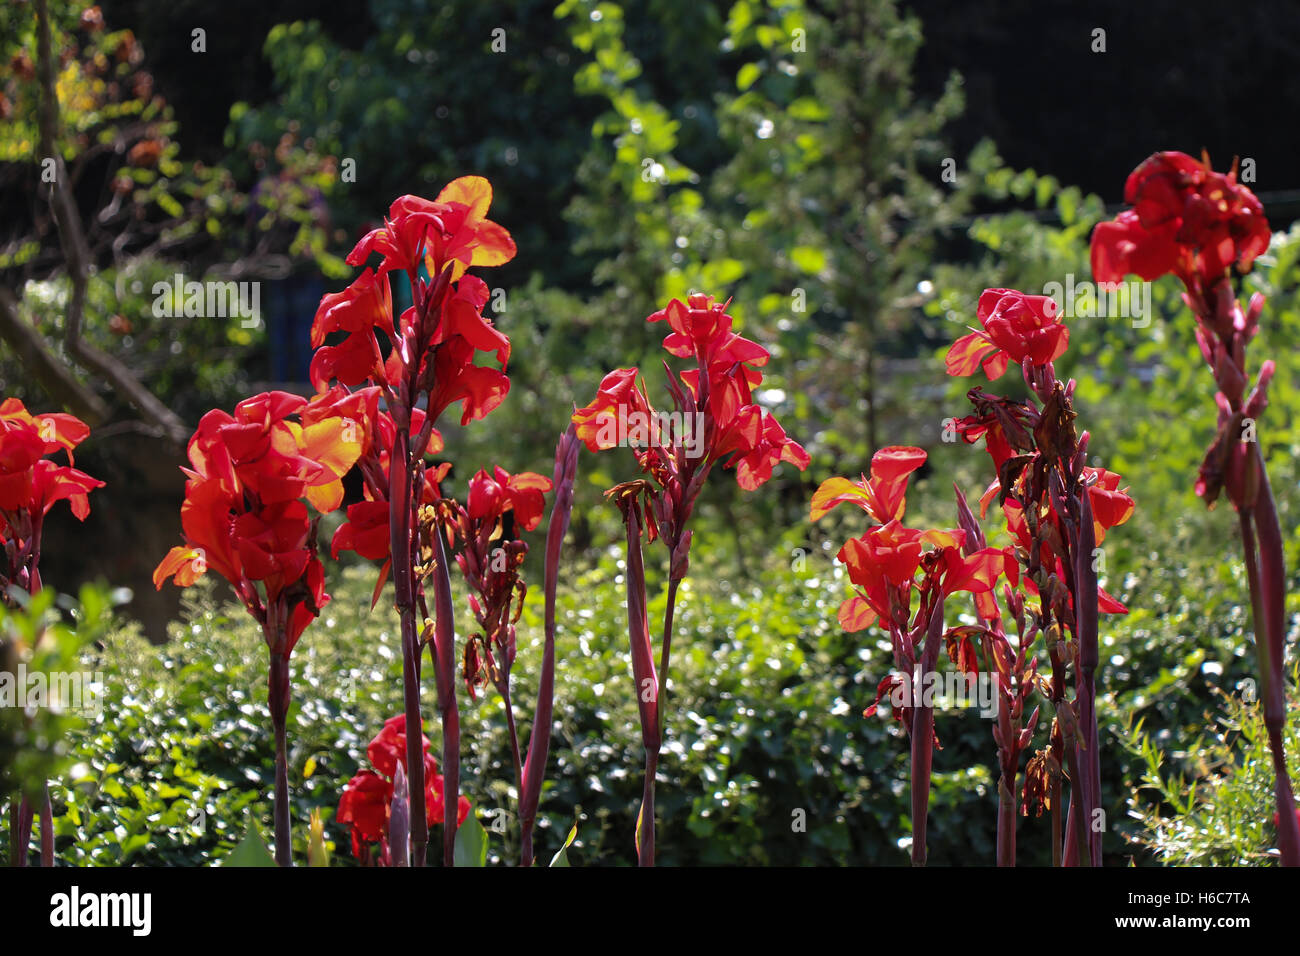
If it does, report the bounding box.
[34,0,189,444]
[0,286,109,424]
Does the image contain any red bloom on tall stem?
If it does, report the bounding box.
[317,176,516,867]
[154,389,368,866]
[810,445,927,523]
[1091,151,1271,287]
[575,292,806,865]
[1091,151,1297,866]
[0,398,103,868]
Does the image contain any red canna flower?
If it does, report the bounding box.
[575,291,806,864]
[331,500,392,562]
[946,288,1068,380]
[649,293,770,375]
[575,296,807,493]
[466,466,552,533]
[0,399,105,596]
[348,177,515,280]
[154,389,370,865]
[1082,467,1136,543]
[154,389,371,602]
[338,715,471,865]
[323,179,517,867]
[810,445,928,523]
[712,404,810,492]
[309,268,391,391]
[1091,150,1271,287]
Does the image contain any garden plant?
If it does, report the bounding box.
[2,0,1299,884]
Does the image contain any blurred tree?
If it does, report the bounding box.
[0,0,344,434]
[225,0,604,292]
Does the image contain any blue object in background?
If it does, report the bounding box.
[266,275,323,384]
[264,271,417,385]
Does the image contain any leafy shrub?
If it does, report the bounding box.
[1122,676,1300,866]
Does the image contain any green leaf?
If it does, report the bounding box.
[787,97,828,122]
[789,245,827,275]
[736,63,761,92]
[219,817,278,867]
[549,823,579,867]
[453,808,488,867]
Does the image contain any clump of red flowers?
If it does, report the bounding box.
[314,176,517,867]
[819,277,1135,866]
[1091,150,1270,288]
[945,289,1068,382]
[0,397,104,868]
[0,399,104,595]
[430,465,552,700]
[154,387,371,865]
[1091,150,1297,867]
[577,292,807,865]
[338,716,470,866]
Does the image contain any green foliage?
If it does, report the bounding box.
[453,809,488,867]
[220,817,279,867]
[35,546,1008,866]
[1121,679,1300,866]
[0,583,121,864]
[227,0,597,290]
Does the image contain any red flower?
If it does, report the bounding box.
[331,500,392,561]
[434,275,511,367]
[1083,467,1135,543]
[572,368,652,453]
[946,288,1068,379]
[712,404,811,492]
[835,521,962,632]
[1091,151,1271,286]
[154,390,367,646]
[574,293,807,491]
[648,293,770,372]
[338,715,471,863]
[231,499,312,602]
[309,268,391,391]
[810,446,927,523]
[347,177,515,280]
[0,400,104,590]
[467,466,553,532]
[336,769,391,857]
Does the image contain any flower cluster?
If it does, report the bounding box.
[576,292,806,865]
[153,388,372,646]
[0,399,104,596]
[1091,150,1270,289]
[337,716,470,866]
[311,179,514,421]
[945,286,1134,866]
[945,289,1068,382]
[1091,152,1297,866]
[312,176,518,867]
[574,293,808,494]
[812,446,1011,709]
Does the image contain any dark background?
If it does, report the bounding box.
[102,0,1300,213]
